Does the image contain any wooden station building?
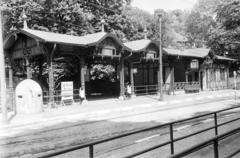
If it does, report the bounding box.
[3,26,237,105]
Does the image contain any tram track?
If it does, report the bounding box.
[1,96,235,140]
[0,97,236,140]
[0,96,239,157]
[93,109,240,158]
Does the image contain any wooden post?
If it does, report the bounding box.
[170,63,175,94]
[130,61,136,97]
[80,58,86,99]
[7,60,15,113]
[48,56,54,107]
[199,70,202,90]
[8,65,13,89]
[119,59,125,99]
[206,69,209,89]
[0,11,8,123]
[185,71,188,82]
[25,57,31,79]
[47,44,56,108]
[226,68,229,88]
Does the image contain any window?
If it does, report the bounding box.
[146,50,156,59]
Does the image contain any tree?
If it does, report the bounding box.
[193,0,225,17]
[2,0,133,89]
[185,11,215,44]
[166,10,189,47]
[207,0,240,57]
[2,0,132,37]
[122,6,154,40]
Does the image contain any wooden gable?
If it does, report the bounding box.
[94,37,122,57]
[10,34,42,59]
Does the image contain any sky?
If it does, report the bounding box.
[131,0,198,14]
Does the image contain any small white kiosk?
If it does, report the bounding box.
[15,79,43,114]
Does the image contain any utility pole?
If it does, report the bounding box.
[0,8,8,124]
[158,13,163,101]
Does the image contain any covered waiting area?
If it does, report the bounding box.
[4,27,164,106]
[3,28,137,105]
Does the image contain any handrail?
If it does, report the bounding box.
[38,105,240,158]
[168,127,240,158]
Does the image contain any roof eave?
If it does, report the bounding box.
[20,29,46,42]
[20,29,87,48]
[166,53,205,58]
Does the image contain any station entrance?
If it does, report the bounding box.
[85,58,121,100]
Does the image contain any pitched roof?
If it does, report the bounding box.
[4,28,128,50]
[163,48,210,58]
[124,39,159,52]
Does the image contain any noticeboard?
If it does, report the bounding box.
[190,59,199,69]
[61,81,73,105]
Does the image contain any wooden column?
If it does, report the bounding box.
[119,59,125,99]
[80,58,86,99]
[47,55,54,107]
[199,70,202,90]
[226,68,229,88]
[147,64,150,85]
[206,68,209,89]
[25,57,31,79]
[130,61,136,97]
[8,65,13,89]
[47,44,56,108]
[170,63,175,94]
[185,71,188,82]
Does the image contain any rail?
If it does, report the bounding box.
[133,84,159,95]
[133,82,200,95]
[38,105,240,158]
[169,127,240,158]
[174,81,200,91]
[42,89,81,105]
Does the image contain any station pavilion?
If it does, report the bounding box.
[3,24,237,106]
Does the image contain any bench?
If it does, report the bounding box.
[184,85,200,93]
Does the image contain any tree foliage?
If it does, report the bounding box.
[2,0,133,88]
[193,0,224,16]
[90,64,116,82]
[2,0,131,38]
[185,11,215,43]
[207,0,240,56]
[122,6,154,40]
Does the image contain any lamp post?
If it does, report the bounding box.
[158,13,163,101]
[0,8,8,124]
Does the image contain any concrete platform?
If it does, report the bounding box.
[0,89,239,133]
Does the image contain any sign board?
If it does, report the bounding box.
[190,59,199,69]
[133,68,138,74]
[146,50,156,59]
[61,81,73,105]
[102,48,115,56]
[146,53,155,59]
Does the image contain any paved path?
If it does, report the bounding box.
[0,89,238,137]
[0,89,240,158]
